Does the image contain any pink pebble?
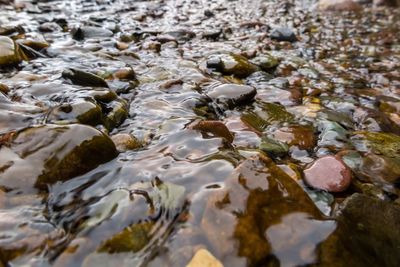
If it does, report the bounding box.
[304,156,351,192]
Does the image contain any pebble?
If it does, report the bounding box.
[111,133,142,152]
[270,27,297,42]
[304,156,352,192]
[186,249,224,267]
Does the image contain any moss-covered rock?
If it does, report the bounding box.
[62,68,109,88]
[47,100,103,126]
[102,99,129,131]
[111,133,142,152]
[250,54,279,71]
[241,102,294,132]
[0,36,26,66]
[98,222,154,253]
[351,131,400,158]
[259,136,289,157]
[0,124,118,191]
[206,53,258,78]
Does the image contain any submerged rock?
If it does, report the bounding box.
[319,194,400,266]
[206,84,256,108]
[0,124,117,191]
[201,155,333,266]
[351,131,400,158]
[241,102,294,132]
[98,222,154,253]
[62,68,109,88]
[47,100,103,126]
[191,120,234,143]
[303,156,352,192]
[272,125,316,150]
[206,54,258,78]
[111,133,142,152]
[259,136,289,157]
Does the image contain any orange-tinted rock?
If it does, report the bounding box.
[191,120,234,143]
[272,125,316,150]
[304,156,352,192]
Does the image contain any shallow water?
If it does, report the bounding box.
[0,0,399,266]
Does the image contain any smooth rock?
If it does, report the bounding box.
[318,194,400,266]
[62,68,109,88]
[186,249,223,267]
[71,26,113,40]
[270,27,297,42]
[0,124,118,191]
[111,133,142,152]
[191,120,234,143]
[207,84,256,108]
[318,0,362,11]
[206,54,258,78]
[250,55,279,71]
[0,36,23,66]
[304,156,352,192]
[272,125,316,150]
[201,155,330,266]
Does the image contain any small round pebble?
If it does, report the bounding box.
[303,156,351,192]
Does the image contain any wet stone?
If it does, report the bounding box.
[62,68,109,88]
[0,36,23,66]
[259,136,289,157]
[206,53,258,78]
[190,120,234,143]
[206,84,257,109]
[201,155,331,266]
[270,27,297,42]
[0,124,117,192]
[111,133,142,152]
[272,125,316,150]
[303,156,352,192]
[71,26,113,40]
[250,54,279,71]
[47,100,103,126]
[318,194,400,266]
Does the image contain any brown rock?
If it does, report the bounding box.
[191,120,234,143]
[272,125,316,150]
[304,156,352,192]
[373,0,399,6]
[111,133,142,152]
[318,0,362,11]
